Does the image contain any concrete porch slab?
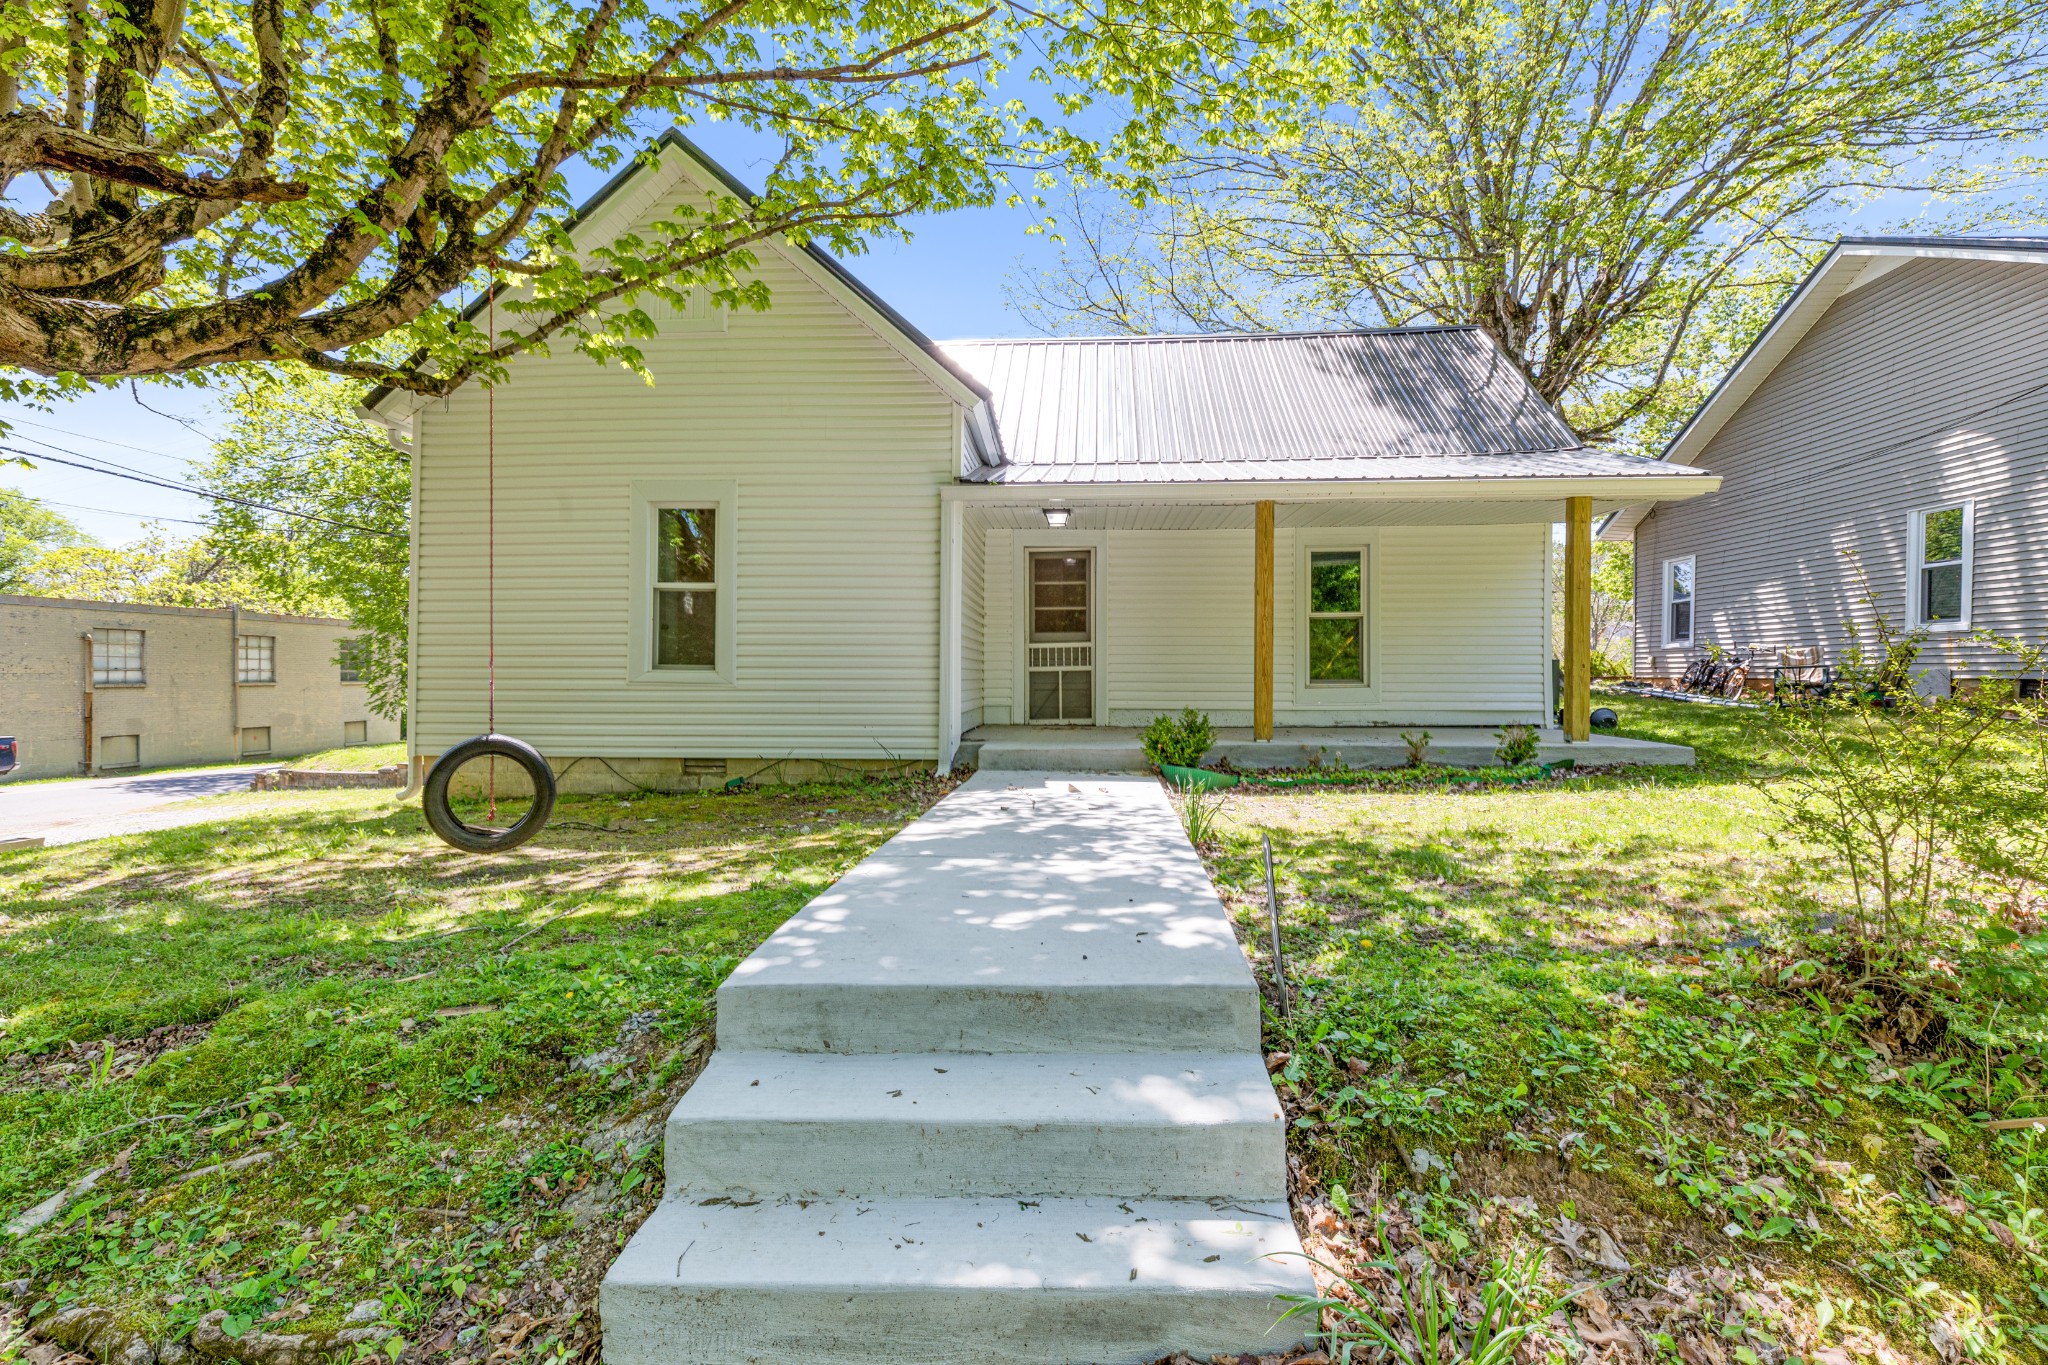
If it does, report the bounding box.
[963,725,1694,773]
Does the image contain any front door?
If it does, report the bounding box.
[1027,550,1093,723]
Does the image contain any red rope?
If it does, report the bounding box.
[486,282,497,735]
[486,282,498,820]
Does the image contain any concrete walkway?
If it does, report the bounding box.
[602,771,1313,1364]
[0,763,278,847]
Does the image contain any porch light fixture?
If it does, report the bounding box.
[1042,506,1071,529]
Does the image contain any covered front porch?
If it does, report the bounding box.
[958,723,1695,773]
[930,328,1723,771]
[938,485,1685,768]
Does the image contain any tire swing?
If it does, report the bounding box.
[421,282,559,854]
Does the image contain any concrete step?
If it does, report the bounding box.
[601,1195,1315,1365]
[974,733,1151,773]
[716,773,1261,1055]
[665,1051,1287,1200]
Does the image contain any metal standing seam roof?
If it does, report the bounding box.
[938,327,1697,484]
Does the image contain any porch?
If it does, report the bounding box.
[958,724,1695,773]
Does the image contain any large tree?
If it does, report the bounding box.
[1019,0,2048,447]
[0,0,1268,400]
[17,527,284,605]
[199,368,410,719]
[0,485,86,588]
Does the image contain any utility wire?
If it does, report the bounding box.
[1,446,405,539]
[18,495,213,528]
[4,414,212,465]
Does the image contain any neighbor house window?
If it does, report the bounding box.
[337,638,366,683]
[1663,557,1695,647]
[93,629,145,685]
[1912,503,1971,628]
[98,734,140,769]
[241,726,271,756]
[344,720,368,745]
[654,507,716,668]
[237,634,276,683]
[1306,550,1366,683]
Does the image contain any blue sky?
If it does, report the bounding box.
[0,118,2034,546]
[0,123,1064,546]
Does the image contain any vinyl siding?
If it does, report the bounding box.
[971,522,1549,727]
[1636,257,2048,681]
[411,245,960,760]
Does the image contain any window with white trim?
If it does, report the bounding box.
[1306,549,1367,684]
[237,634,276,683]
[1663,557,1695,647]
[92,628,145,685]
[1912,503,1971,628]
[337,638,367,683]
[654,507,717,668]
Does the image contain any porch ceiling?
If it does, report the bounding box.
[961,498,1637,531]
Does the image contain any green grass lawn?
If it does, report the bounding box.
[1193,693,2048,1365]
[283,743,408,772]
[0,778,946,1364]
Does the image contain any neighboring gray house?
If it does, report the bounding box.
[1610,236,2048,689]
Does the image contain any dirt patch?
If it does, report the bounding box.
[4,1022,212,1091]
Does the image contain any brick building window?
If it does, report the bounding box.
[237,634,276,683]
[93,629,145,685]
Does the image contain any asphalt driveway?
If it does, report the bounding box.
[0,763,281,847]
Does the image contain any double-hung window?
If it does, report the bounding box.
[238,634,276,683]
[1663,557,1695,647]
[337,638,366,683]
[93,628,145,685]
[1306,550,1367,684]
[654,507,717,668]
[1912,503,1971,628]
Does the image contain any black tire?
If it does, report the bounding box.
[422,733,557,853]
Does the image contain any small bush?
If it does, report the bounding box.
[1141,708,1216,769]
[1401,730,1432,767]
[1758,564,2048,957]
[1493,723,1539,767]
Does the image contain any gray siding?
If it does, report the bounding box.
[1635,257,2048,682]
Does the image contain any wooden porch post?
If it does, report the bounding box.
[1564,495,1592,742]
[1254,500,1275,741]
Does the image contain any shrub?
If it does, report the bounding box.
[1760,617,2048,957]
[1401,729,1432,767]
[1493,723,1539,767]
[1141,708,1216,769]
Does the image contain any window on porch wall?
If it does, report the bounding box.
[1307,550,1365,683]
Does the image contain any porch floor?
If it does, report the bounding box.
[960,725,1693,773]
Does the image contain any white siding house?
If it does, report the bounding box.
[367,134,1718,784]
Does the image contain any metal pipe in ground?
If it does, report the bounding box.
[1263,832,1287,1017]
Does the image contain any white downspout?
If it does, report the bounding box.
[937,493,963,774]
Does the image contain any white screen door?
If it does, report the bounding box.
[1027,550,1093,722]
